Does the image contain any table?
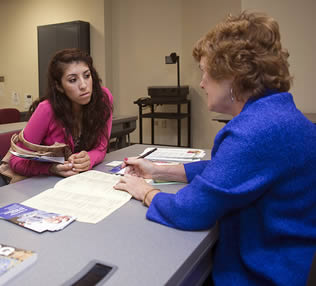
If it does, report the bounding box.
[0,144,218,286]
[0,115,138,149]
[212,113,316,124]
[0,122,26,134]
[110,115,137,149]
[134,98,191,147]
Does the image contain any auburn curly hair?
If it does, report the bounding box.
[193,11,293,100]
[29,48,112,151]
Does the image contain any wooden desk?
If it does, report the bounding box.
[134,97,191,147]
[212,113,316,124]
[0,116,138,149]
[0,144,217,286]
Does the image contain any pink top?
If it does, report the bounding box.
[10,87,113,176]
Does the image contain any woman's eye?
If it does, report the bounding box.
[69,78,76,83]
[84,73,91,79]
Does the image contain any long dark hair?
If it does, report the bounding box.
[29,48,112,150]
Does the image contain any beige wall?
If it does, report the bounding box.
[111,0,183,144]
[1,0,316,148]
[182,0,240,148]
[0,0,106,111]
[242,0,316,112]
[110,0,240,146]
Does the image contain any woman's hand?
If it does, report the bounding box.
[50,161,78,177]
[122,157,156,178]
[114,174,155,201]
[68,151,91,173]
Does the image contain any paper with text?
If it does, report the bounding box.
[140,147,206,162]
[22,170,131,224]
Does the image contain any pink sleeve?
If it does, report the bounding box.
[9,101,53,176]
[87,87,113,168]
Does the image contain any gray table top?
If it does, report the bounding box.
[0,144,217,286]
[0,122,26,134]
[0,115,138,135]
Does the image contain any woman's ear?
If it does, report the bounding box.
[55,82,64,93]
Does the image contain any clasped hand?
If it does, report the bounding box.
[50,151,90,177]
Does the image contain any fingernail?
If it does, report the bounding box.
[124,157,128,161]
[68,163,73,167]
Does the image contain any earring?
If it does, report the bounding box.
[230,88,234,102]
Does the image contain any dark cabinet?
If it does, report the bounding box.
[37,21,90,98]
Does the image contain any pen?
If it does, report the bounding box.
[137,147,157,159]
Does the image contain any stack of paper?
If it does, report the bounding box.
[0,203,75,233]
[139,147,206,162]
[0,243,37,285]
[10,150,65,164]
[22,170,132,224]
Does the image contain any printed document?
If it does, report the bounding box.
[22,170,131,224]
[139,147,206,162]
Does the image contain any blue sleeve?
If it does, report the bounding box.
[146,124,284,230]
[184,160,209,182]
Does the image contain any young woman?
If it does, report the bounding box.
[10,48,113,178]
[114,11,316,286]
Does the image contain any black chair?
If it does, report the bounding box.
[306,253,316,286]
[0,108,20,124]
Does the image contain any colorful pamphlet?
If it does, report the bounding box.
[0,243,37,285]
[0,203,75,233]
[9,150,65,164]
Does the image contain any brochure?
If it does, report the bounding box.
[0,243,37,285]
[10,150,65,164]
[0,203,75,233]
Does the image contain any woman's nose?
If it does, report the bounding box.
[79,77,87,89]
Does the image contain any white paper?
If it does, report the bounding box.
[140,148,206,162]
[105,161,123,167]
[22,170,132,224]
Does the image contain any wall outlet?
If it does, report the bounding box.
[0,82,4,97]
[24,94,33,110]
[11,91,20,106]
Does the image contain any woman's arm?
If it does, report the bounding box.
[152,163,187,182]
[9,101,54,176]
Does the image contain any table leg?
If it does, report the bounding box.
[151,104,155,145]
[188,101,191,147]
[138,105,143,144]
[177,104,181,147]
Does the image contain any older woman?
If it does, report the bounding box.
[114,11,316,286]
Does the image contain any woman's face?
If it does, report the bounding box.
[199,56,233,114]
[59,61,93,111]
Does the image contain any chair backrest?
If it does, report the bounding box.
[0,108,21,124]
[306,253,316,286]
[0,131,17,159]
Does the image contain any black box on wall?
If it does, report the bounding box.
[37,21,90,98]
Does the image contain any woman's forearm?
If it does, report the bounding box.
[152,164,187,182]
